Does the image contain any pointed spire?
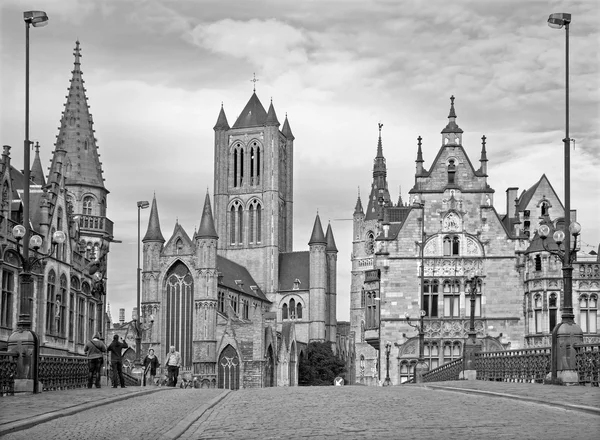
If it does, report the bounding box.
[441,95,463,134]
[480,135,488,161]
[448,95,456,118]
[142,195,165,242]
[232,92,268,129]
[197,191,218,239]
[325,223,338,253]
[308,213,327,245]
[376,122,384,159]
[49,40,105,190]
[416,136,423,163]
[282,113,295,140]
[30,142,46,186]
[213,103,230,130]
[265,99,280,126]
[365,123,390,221]
[354,188,364,215]
[397,185,404,206]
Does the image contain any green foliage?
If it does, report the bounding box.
[298,341,346,386]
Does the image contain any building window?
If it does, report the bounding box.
[443,341,462,365]
[175,238,183,255]
[533,294,543,333]
[366,291,379,329]
[282,303,288,320]
[88,302,96,339]
[232,144,244,187]
[83,196,94,215]
[549,293,557,332]
[535,255,542,272]
[297,302,302,319]
[242,298,249,320]
[248,200,262,244]
[447,160,456,184]
[443,280,460,318]
[465,279,482,318]
[58,274,68,336]
[69,293,75,341]
[218,291,225,314]
[399,360,416,384]
[541,201,549,217]
[443,236,460,256]
[424,342,439,369]
[365,231,375,255]
[77,298,85,343]
[250,144,261,185]
[229,201,243,245]
[1,270,14,329]
[361,288,366,307]
[423,280,439,317]
[46,271,57,334]
[289,298,296,319]
[229,294,238,315]
[580,294,598,334]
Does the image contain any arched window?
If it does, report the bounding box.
[399,360,416,384]
[289,298,296,319]
[46,271,57,334]
[425,341,439,369]
[452,236,460,255]
[239,147,244,186]
[233,146,238,188]
[580,294,598,334]
[218,291,226,314]
[248,200,262,244]
[83,196,94,215]
[165,261,194,367]
[1,270,15,329]
[230,201,243,245]
[443,280,459,318]
[443,341,462,365]
[365,231,375,255]
[282,303,288,320]
[232,144,245,188]
[297,302,302,319]
[549,293,558,332]
[256,145,261,185]
[534,294,543,333]
[58,274,67,336]
[256,204,262,243]
[77,296,85,343]
[175,238,183,255]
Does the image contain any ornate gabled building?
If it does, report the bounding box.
[351,96,599,385]
[141,91,338,389]
[0,41,112,354]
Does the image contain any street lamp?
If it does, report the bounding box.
[135,200,150,362]
[5,10,49,394]
[383,341,392,386]
[405,309,428,383]
[546,11,583,384]
[461,273,483,379]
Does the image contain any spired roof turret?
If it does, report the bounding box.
[282,114,295,140]
[49,41,105,190]
[196,191,218,239]
[441,95,463,135]
[213,104,230,131]
[365,123,391,221]
[325,223,338,253]
[354,190,364,215]
[30,142,45,186]
[232,92,268,129]
[265,100,280,126]
[308,213,327,246]
[143,195,165,242]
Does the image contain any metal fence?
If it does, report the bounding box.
[422,357,463,382]
[575,343,600,387]
[475,347,551,383]
[0,352,18,396]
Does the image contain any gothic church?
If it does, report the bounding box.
[141,92,338,389]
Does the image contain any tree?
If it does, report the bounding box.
[298,341,346,386]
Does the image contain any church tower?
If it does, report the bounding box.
[212,91,294,302]
[49,41,112,263]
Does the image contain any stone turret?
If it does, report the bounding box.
[309,214,327,341]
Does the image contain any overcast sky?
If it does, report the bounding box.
[1,0,599,323]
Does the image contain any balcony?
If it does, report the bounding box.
[78,215,113,237]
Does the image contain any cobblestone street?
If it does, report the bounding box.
[1,383,599,440]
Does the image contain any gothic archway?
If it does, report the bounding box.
[164,261,194,367]
[218,344,240,390]
[265,345,275,387]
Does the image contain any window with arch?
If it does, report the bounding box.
[241,298,249,320]
[58,274,67,336]
[250,143,261,185]
[165,261,194,367]
[83,196,94,215]
[282,303,288,320]
[232,143,244,187]
[297,302,302,319]
[365,231,375,255]
[248,200,262,244]
[359,355,365,377]
[443,279,460,318]
[549,293,558,332]
[229,201,243,245]
[399,359,416,383]
[77,297,85,343]
[365,291,379,329]
[540,201,550,217]
[443,341,462,365]
[229,294,238,315]
[1,269,15,329]
[218,291,226,315]
[580,294,598,334]
[361,288,366,307]
[423,280,439,317]
[443,235,460,256]
[175,238,183,255]
[424,341,440,369]
[88,302,96,339]
[447,159,456,184]
[68,292,75,341]
[46,271,57,334]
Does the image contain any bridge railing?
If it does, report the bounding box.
[38,354,88,391]
[0,352,18,396]
[575,343,600,387]
[475,347,551,383]
[422,357,464,383]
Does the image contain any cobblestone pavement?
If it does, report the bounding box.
[1,388,224,440]
[181,386,600,440]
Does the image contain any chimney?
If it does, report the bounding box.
[119,308,125,325]
[506,187,518,218]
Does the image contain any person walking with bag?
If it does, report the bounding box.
[165,345,181,387]
[84,332,106,388]
[107,334,128,388]
[143,348,159,386]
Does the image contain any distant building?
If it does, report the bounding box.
[351,97,599,385]
[140,92,338,388]
[0,41,113,354]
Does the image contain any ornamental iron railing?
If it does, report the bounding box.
[575,343,599,387]
[0,352,18,396]
[421,357,464,383]
[38,354,88,391]
[475,347,551,383]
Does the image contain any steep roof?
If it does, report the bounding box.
[49,41,106,190]
[441,95,463,134]
[142,196,165,242]
[279,251,310,291]
[281,115,295,140]
[308,214,327,245]
[325,223,338,252]
[232,92,268,129]
[265,100,280,126]
[196,192,218,239]
[217,255,269,302]
[30,142,46,186]
[354,192,364,215]
[365,124,391,221]
[213,104,230,130]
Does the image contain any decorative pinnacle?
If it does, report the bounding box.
[417,136,422,147]
[251,73,259,92]
[482,135,486,146]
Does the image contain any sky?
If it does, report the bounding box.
[1,0,599,323]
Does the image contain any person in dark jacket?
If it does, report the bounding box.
[143,348,160,386]
[107,334,128,388]
[84,332,106,388]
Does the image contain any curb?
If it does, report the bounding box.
[422,384,600,416]
[160,390,231,439]
[0,387,167,436]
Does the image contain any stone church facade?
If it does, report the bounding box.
[141,92,338,388]
[351,97,599,385]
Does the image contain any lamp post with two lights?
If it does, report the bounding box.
[404,310,428,383]
[460,273,483,380]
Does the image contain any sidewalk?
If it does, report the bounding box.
[412,380,600,415]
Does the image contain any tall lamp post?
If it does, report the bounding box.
[6,10,49,395]
[383,341,392,386]
[405,310,427,383]
[134,200,150,363]
[461,273,483,380]
[546,11,583,384]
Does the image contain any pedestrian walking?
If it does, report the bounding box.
[107,334,128,388]
[165,345,182,387]
[143,348,160,386]
[84,332,106,388]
